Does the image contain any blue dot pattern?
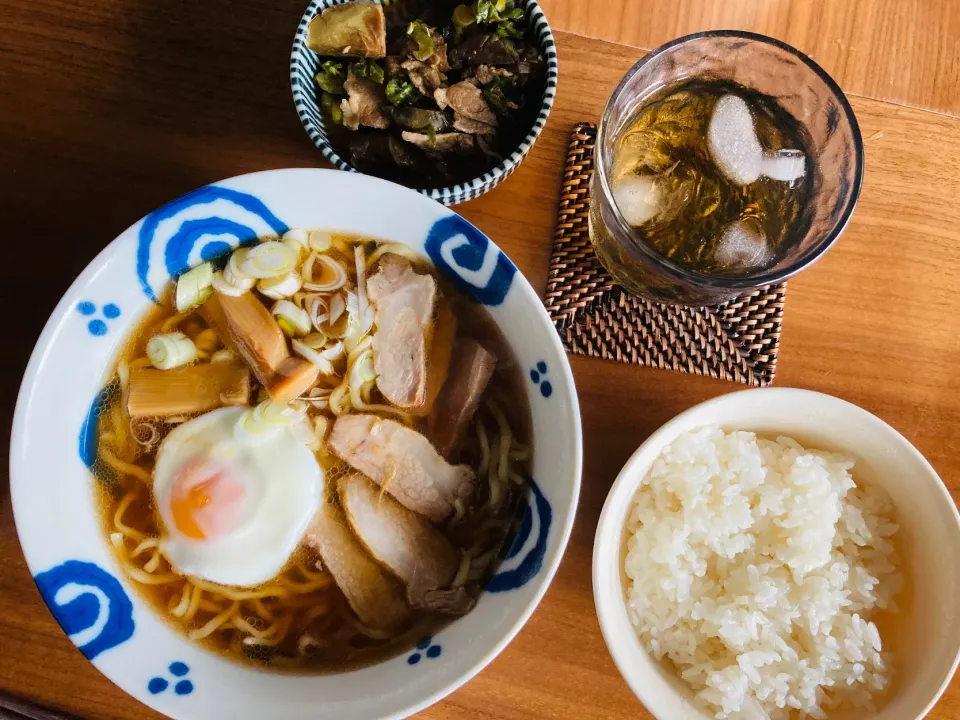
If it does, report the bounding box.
[175,680,194,696]
[79,302,121,336]
[408,637,441,666]
[149,661,192,695]
[148,678,168,694]
[530,362,553,398]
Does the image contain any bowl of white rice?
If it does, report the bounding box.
[593,388,960,720]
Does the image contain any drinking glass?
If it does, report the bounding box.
[590,31,864,306]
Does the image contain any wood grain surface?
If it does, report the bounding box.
[2,1,959,719]
[540,0,960,117]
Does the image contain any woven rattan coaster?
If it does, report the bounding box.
[544,123,786,387]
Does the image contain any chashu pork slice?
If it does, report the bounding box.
[302,501,411,630]
[339,474,458,599]
[428,339,497,459]
[328,414,476,522]
[367,256,436,409]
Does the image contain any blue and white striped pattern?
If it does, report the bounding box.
[290,0,558,206]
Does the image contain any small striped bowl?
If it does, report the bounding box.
[290,0,558,206]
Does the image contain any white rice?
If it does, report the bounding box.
[624,427,902,720]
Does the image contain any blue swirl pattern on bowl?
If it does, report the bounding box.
[290,0,558,206]
[34,560,135,660]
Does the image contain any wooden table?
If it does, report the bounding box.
[2,1,959,719]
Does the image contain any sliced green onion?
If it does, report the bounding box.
[212,271,251,297]
[307,296,330,331]
[282,229,310,259]
[328,292,346,325]
[256,399,307,426]
[308,231,333,252]
[223,249,255,286]
[235,399,307,445]
[453,4,476,31]
[301,332,328,349]
[290,416,322,451]
[258,271,302,300]
[292,339,336,376]
[175,262,214,312]
[385,78,422,107]
[271,300,311,337]
[351,59,384,85]
[406,21,434,62]
[305,386,331,410]
[315,61,346,95]
[302,253,348,292]
[321,341,345,361]
[238,241,297,279]
[495,20,523,40]
[276,317,296,337]
[210,348,236,363]
[146,332,197,370]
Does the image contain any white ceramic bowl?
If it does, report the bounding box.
[11,168,582,720]
[593,388,960,720]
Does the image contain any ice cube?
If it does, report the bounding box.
[761,149,806,184]
[611,174,660,227]
[715,221,772,270]
[708,94,763,185]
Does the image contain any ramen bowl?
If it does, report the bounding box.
[593,389,960,720]
[11,168,582,720]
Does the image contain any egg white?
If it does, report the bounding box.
[153,406,323,587]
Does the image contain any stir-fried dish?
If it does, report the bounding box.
[306,0,546,188]
[93,231,532,671]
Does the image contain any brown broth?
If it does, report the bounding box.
[92,235,533,673]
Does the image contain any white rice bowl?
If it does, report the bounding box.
[623,426,902,719]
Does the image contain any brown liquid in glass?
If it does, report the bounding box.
[595,79,816,277]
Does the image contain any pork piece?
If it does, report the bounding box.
[428,29,450,71]
[435,82,497,126]
[419,301,457,416]
[414,586,476,616]
[328,414,476,522]
[401,59,443,96]
[367,256,436,408]
[200,291,319,403]
[453,115,497,135]
[306,1,386,58]
[341,71,390,130]
[339,474,458,599]
[401,131,475,154]
[428,339,497,459]
[125,361,250,417]
[302,501,411,630]
[474,65,513,85]
[383,106,450,132]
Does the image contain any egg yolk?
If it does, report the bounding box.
[169,456,245,540]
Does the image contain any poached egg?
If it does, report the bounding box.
[153,406,323,586]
